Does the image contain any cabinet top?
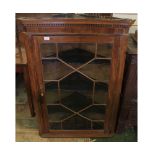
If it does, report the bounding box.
[17,13,133,25]
[16,13,135,34]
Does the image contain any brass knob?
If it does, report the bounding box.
[40,92,44,96]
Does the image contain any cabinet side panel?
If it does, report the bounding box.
[104,35,128,133]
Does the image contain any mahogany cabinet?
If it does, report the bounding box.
[17,13,134,137]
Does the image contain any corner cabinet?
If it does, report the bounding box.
[17,14,134,137]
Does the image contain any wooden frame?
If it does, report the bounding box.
[18,14,134,137]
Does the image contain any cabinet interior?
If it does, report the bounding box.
[40,42,112,130]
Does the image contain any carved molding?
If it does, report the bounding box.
[21,23,130,34]
[23,23,130,29]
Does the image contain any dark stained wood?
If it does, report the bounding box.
[19,33,48,134]
[40,130,113,138]
[117,34,137,133]
[16,45,35,117]
[17,13,134,137]
[23,66,35,117]
[17,13,134,35]
[16,26,35,117]
[16,65,35,117]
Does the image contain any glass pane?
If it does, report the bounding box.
[61,92,92,112]
[60,72,93,112]
[80,105,106,120]
[92,121,104,129]
[60,72,93,91]
[48,105,73,122]
[97,43,112,58]
[39,41,113,131]
[49,122,61,130]
[94,82,108,104]
[42,59,73,80]
[40,43,57,58]
[48,105,73,130]
[79,59,111,82]
[45,81,59,104]
[58,43,95,68]
[62,115,91,130]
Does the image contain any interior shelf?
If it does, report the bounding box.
[47,105,73,122]
[42,60,110,82]
[49,120,104,130]
[62,115,91,130]
[40,42,112,59]
[60,72,93,90]
[47,100,105,122]
[80,105,106,120]
[45,81,108,105]
[58,47,95,68]
[61,92,92,112]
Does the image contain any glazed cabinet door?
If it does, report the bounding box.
[32,35,123,137]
